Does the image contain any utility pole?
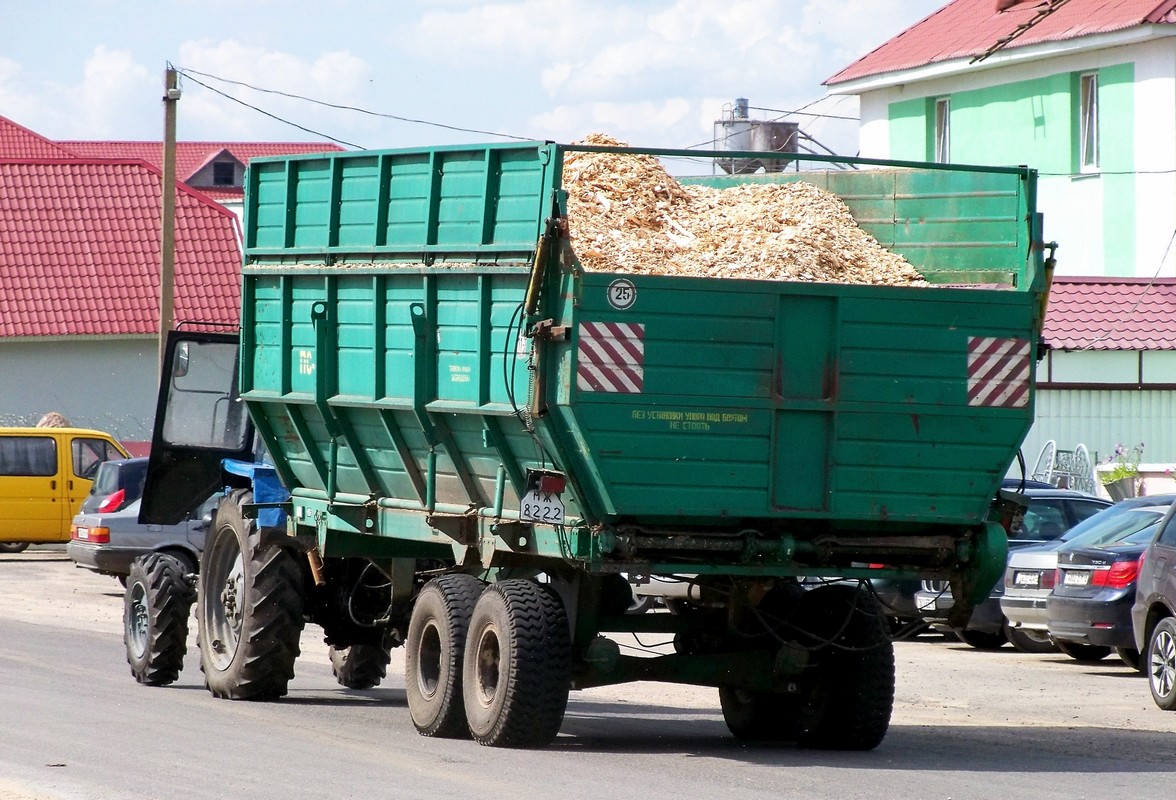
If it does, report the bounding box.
[159,67,180,378]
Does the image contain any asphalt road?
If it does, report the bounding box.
[2,548,1174,800]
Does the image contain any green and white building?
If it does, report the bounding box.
[826,0,1176,492]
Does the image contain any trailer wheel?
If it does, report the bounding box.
[719,688,795,741]
[405,573,484,737]
[329,641,393,689]
[124,553,194,686]
[787,584,895,751]
[198,490,305,700]
[462,579,571,748]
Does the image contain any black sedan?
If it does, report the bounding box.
[1047,525,1158,670]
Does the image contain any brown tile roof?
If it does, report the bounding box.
[60,141,344,200]
[1043,276,1176,350]
[827,0,1176,86]
[0,159,242,337]
[0,117,81,159]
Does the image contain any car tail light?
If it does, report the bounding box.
[1090,555,1143,589]
[71,525,110,544]
[1040,570,1056,590]
[97,488,126,513]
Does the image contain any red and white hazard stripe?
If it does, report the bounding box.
[967,336,1031,408]
[577,322,644,394]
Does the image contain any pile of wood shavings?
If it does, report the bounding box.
[563,133,926,286]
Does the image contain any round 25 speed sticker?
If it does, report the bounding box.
[607,278,636,311]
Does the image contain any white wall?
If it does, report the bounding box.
[0,338,161,449]
[845,37,1176,279]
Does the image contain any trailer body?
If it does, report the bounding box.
[140,142,1049,748]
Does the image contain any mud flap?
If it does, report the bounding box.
[948,521,1008,629]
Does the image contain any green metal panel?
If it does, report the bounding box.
[246,143,548,261]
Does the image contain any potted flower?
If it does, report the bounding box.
[1100,442,1143,501]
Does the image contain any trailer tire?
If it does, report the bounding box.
[719,688,796,741]
[462,579,571,748]
[124,553,194,686]
[405,573,484,737]
[330,641,393,689]
[198,490,305,700]
[788,584,895,751]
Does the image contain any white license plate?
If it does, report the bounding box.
[519,490,565,524]
[74,527,89,541]
[1014,571,1040,587]
[1063,570,1090,587]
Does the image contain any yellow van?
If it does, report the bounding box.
[0,427,129,550]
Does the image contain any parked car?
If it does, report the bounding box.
[80,456,148,514]
[1131,502,1176,710]
[1048,523,1163,669]
[915,485,1112,648]
[1003,495,1176,656]
[0,426,129,551]
[67,494,216,581]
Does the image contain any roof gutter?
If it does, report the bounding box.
[827,24,1176,95]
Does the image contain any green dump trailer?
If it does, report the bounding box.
[134,141,1050,750]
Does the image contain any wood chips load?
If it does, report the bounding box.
[563,133,926,286]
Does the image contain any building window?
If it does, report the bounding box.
[934,98,950,162]
[1079,73,1099,171]
[212,161,236,186]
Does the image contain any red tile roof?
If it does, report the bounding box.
[0,159,242,337]
[0,117,81,159]
[827,0,1176,86]
[60,141,344,200]
[1043,276,1176,350]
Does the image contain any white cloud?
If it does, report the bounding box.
[0,47,154,139]
[69,47,153,138]
[399,0,845,149]
[801,0,940,74]
[175,39,371,142]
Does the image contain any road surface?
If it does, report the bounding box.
[1,548,1173,800]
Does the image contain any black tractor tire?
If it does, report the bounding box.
[405,573,484,738]
[780,584,895,751]
[1005,625,1057,654]
[329,641,394,689]
[1147,617,1176,710]
[197,490,305,700]
[1056,640,1112,662]
[123,553,195,686]
[0,542,30,554]
[956,628,1008,650]
[462,579,571,748]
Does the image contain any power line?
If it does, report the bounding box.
[749,104,860,122]
[174,70,365,149]
[175,67,534,145]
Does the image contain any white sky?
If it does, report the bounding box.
[1,1,944,156]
